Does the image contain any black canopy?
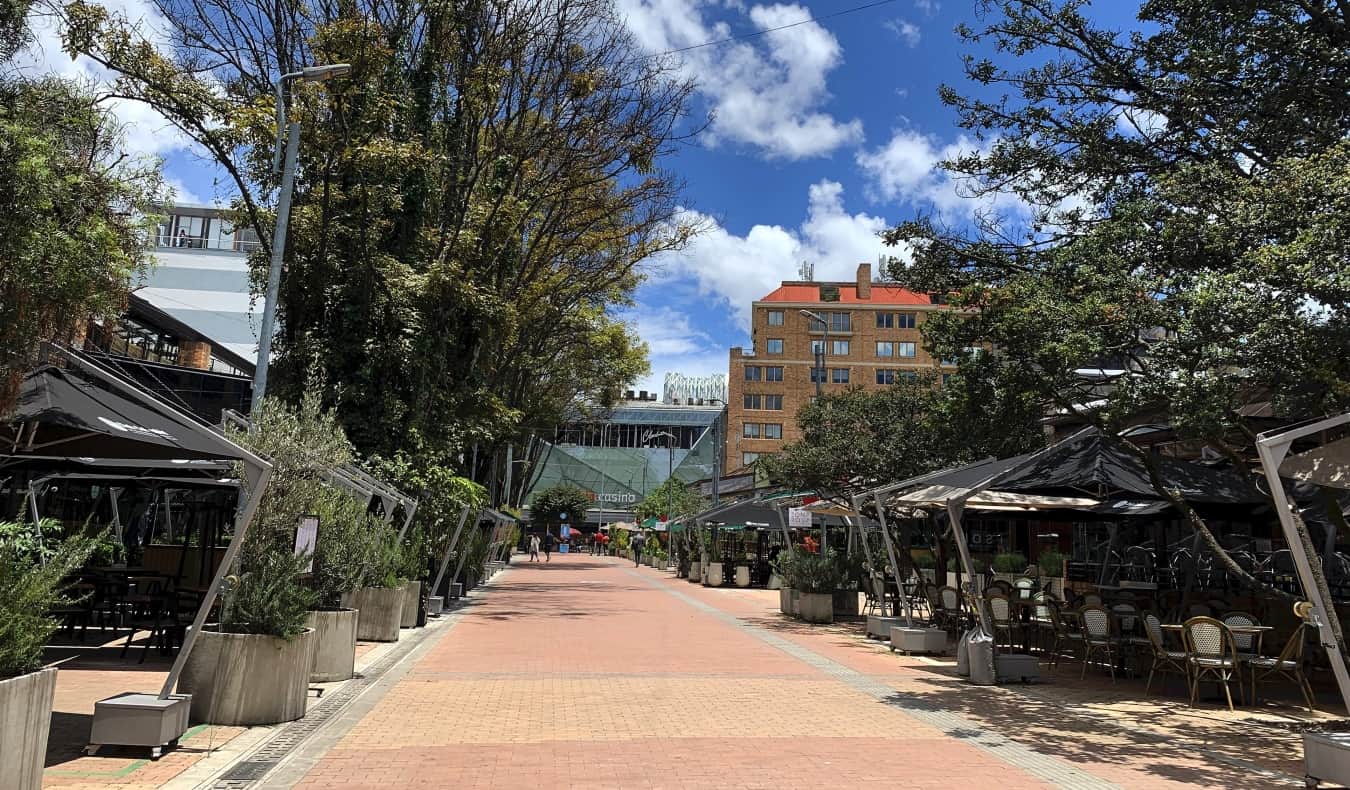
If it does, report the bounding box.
[2,366,249,463]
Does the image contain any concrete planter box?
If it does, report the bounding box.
[343,586,403,642]
[401,581,423,629]
[1304,732,1350,788]
[797,592,834,624]
[889,626,948,655]
[704,562,724,587]
[426,595,444,616]
[688,561,701,583]
[306,608,358,682]
[768,573,783,590]
[735,566,752,587]
[832,589,860,616]
[178,628,315,725]
[779,586,793,614]
[866,615,905,639]
[789,587,800,616]
[0,667,57,790]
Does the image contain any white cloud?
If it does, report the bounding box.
[886,18,921,47]
[623,306,729,399]
[855,128,1030,223]
[914,0,940,16]
[12,2,194,160]
[617,0,863,159]
[643,179,891,330]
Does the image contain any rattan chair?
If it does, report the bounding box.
[1248,621,1315,711]
[1221,612,1261,661]
[1183,616,1243,710]
[984,592,1019,649]
[1078,605,1118,681]
[936,585,963,632]
[1142,613,1188,695]
[1047,602,1084,669]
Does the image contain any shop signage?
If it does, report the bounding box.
[787,507,812,527]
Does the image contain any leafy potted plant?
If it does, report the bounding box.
[831,550,866,616]
[397,527,427,629]
[1035,550,1067,599]
[774,547,799,614]
[795,549,841,624]
[0,524,93,790]
[344,521,406,642]
[991,551,1028,586]
[307,491,369,682]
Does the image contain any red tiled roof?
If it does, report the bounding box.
[759,284,932,305]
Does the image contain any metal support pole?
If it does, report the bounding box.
[1256,416,1350,713]
[250,121,300,411]
[431,505,472,596]
[503,445,514,509]
[860,492,910,622]
[396,500,419,542]
[450,513,483,593]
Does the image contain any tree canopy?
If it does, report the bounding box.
[61,0,698,490]
[529,484,590,533]
[634,477,708,523]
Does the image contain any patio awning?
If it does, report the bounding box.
[3,366,249,463]
[1280,436,1350,490]
[892,486,1100,511]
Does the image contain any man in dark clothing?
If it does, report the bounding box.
[543,532,554,562]
[631,532,646,567]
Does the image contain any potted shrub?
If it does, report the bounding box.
[307,492,369,682]
[774,547,798,614]
[831,551,866,616]
[397,528,427,629]
[992,551,1028,587]
[795,549,841,624]
[913,551,936,584]
[344,522,406,642]
[0,525,93,790]
[1036,550,1067,599]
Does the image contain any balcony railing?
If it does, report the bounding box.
[155,232,262,253]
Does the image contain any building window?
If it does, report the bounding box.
[766,310,784,326]
[765,394,784,410]
[876,369,895,385]
[810,367,826,383]
[745,366,762,381]
[831,368,849,384]
[743,394,762,409]
[876,341,894,358]
[743,423,761,438]
[765,366,784,382]
[766,338,783,354]
[897,342,917,358]
[830,312,851,332]
[743,452,761,466]
[899,370,918,381]
[941,373,953,387]
[898,312,917,329]
[876,312,893,329]
[810,339,825,356]
[832,340,850,355]
[764,423,783,440]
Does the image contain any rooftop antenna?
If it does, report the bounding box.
[797,261,815,282]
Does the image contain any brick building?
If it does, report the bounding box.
[724,263,952,472]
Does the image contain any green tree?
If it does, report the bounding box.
[634,478,708,523]
[883,1,1350,615]
[0,65,164,414]
[529,484,591,534]
[61,0,698,482]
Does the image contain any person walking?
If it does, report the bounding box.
[631,531,646,567]
[528,533,541,562]
[543,531,554,562]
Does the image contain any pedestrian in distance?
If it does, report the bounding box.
[528,533,540,562]
[632,531,646,567]
[544,531,554,562]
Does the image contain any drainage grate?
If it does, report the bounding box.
[207,595,478,788]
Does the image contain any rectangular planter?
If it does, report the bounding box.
[779,586,793,614]
[0,667,57,790]
[797,592,834,624]
[1305,732,1350,788]
[866,615,905,639]
[832,589,860,616]
[306,608,358,682]
[401,581,422,629]
[178,627,315,725]
[343,586,403,642]
[889,626,947,655]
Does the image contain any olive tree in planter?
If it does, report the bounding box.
[0,526,93,790]
[774,547,800,615]
[396,527,427,629]
[307,491,371,682]
[795,549,842,624]
[345,522,407,642]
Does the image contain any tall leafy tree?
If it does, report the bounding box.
[61,0,697,483]
[634,478,708,523]
[0,0,163,415]
[528,484,591,534]
[883,1,1350,616]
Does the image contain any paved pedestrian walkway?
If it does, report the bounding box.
[259,556,1313,790]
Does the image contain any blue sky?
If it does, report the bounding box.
[19,0,1139,398]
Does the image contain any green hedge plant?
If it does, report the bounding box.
[1037,551,1066,577]
[794,548,843,594]
[312,488,373,609]
[992,552,1028,574]
[0,525,94,679]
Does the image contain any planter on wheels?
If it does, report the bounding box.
[343,586,403,642]
[0,667,57,790]
[177,628,315,725]
[306,608,358,682]
[401,581,423,629]
[797,592,834,624]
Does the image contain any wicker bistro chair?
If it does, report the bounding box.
[984,592,1020,649]
[1142,613,1188,695]
[1221,612,1262,661]
[1012,577,1037,602]
[1183,616,1244,711]
[1047,602,1085,669]
[936,585,964,633]
[1030,593,1056,654]
[1078,605,1119,681]
[1248,619,1315,711]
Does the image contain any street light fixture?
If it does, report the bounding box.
[251,62,352,413]
[799,308,828,398]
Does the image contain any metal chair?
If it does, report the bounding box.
[1078,605,1118,681]
[1142,613,1188,695]
[1221,612,1261,661]
[936,585,963,632]
[1183,616,1243,710]
[984,592,1019,650]
[1047,602,1084,669]
[1247,616,1315,711]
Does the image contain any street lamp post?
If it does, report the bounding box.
[251,63,351,412]
[799,309,828,398]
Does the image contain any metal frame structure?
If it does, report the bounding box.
[1256,414,1350,712]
